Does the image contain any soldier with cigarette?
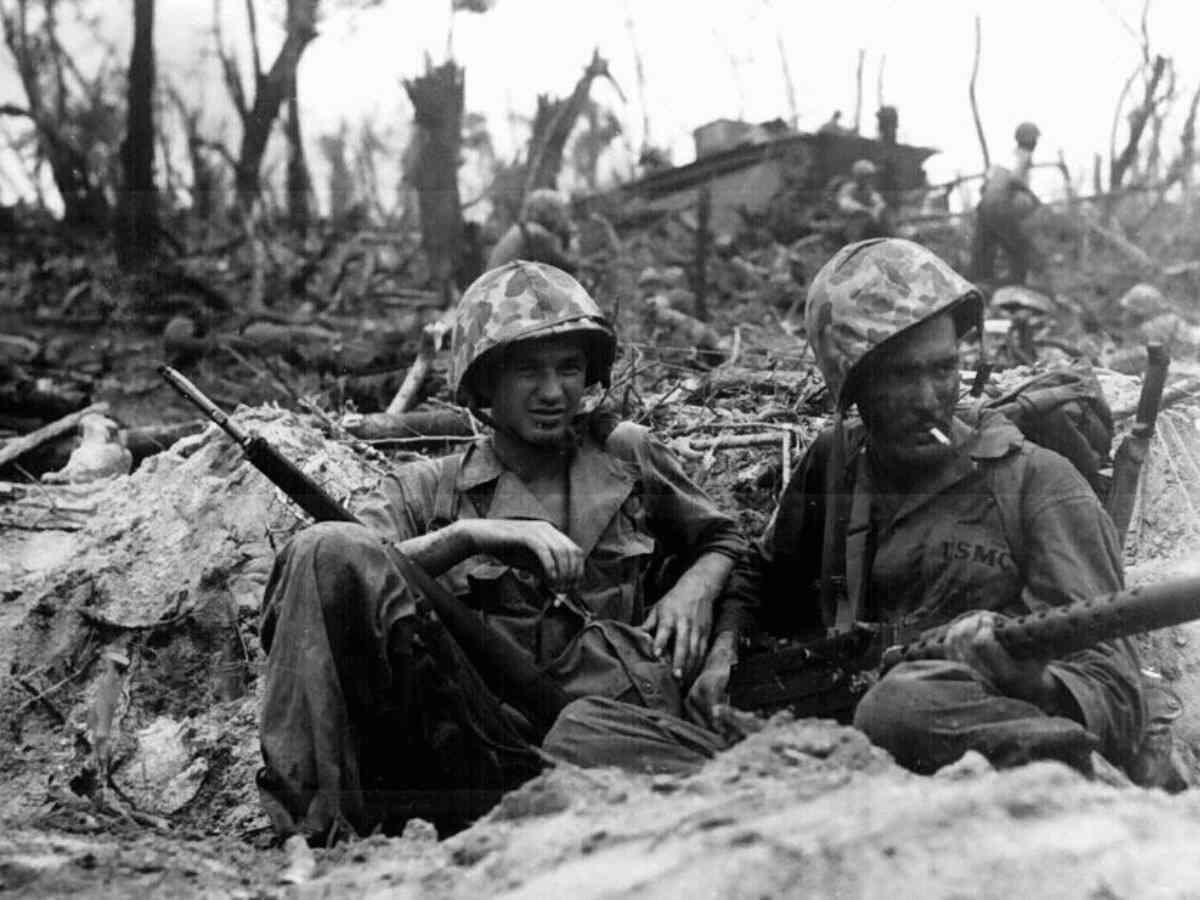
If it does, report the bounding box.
[726,238,1144,777]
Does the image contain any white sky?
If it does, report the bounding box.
[5,0,1200,206]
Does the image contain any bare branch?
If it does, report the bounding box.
[852,48,865,133]
[244,0,262,81]
[1109,63,1141,178]
[1110,53,1168,192]
[212,0,248,122]
[968,14,990,170]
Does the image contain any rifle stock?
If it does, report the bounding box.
[158,365,570,734]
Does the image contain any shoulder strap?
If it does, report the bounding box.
[838,451,874,631]
[602,419,645,462]
[430,452,465,528]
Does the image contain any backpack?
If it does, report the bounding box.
[969,361,1115,498]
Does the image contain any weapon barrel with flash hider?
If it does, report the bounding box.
[731,574,1200,717]
[882,575,1200,670]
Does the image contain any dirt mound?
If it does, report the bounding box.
[283,718,1200,899]
[0,409,384,835]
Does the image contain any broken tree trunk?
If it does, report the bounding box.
[225,0,319,210]
[524,49,624,195]
[116,0,158,270]
[1107,54,1168,221]
[341,408,473,442]
[404,60,465,307]
[285,65,312,233]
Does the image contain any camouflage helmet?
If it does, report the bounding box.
[804,238,983,409]
[991,285,1055,317]
[1014,121,1041,148]
[1118,283,1168,319]
[520,188,572,238]
[450,260,616,406]
[851,158,878,178]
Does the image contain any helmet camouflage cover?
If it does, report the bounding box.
[851,158,878,178]
[450,260,616,406]
[805,238,983,409]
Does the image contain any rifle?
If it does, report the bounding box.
[158,365,570,735]
[729,574,1200,718]
[1106,343,1170,548]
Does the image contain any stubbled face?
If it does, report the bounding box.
[485,334,588,447]
[854,313,960,473]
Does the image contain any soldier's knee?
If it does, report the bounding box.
[853,661,945,748]
[287,520,377,559]
[854,670,910,746]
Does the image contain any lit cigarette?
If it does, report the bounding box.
[929,427,951,446]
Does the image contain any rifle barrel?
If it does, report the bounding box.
[158,365,250,447]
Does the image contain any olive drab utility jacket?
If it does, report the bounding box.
[725,412,1145,767]
[357,423,745,714]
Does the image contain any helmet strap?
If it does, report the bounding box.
[819,410,848,632]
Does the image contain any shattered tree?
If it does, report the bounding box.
[0,0,114,228]
[115,0,157,269]
[524,49,623,195]
[216,0,319,210]
[404,59,465,305]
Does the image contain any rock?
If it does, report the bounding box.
[41,414,132,485]
[934,750,994,781]
[111,717,208,816]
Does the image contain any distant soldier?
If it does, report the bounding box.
[834,159,891,242]
[487,188,577,274]
[972,121,1043,285]
[818,110,852,135]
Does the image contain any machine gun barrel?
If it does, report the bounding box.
[882,574,1200,669]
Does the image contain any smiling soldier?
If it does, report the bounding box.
[256,260,746,843]
[727,238,1144,777]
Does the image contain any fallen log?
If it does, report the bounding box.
[340,408,473,442]
[122,420,207,464]
[384,311,454,416]
[0,402,109,470]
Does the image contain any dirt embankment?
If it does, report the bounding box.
[7,373,1200,897]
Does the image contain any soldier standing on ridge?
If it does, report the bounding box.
[487,189,578,274]
[972,121,1044,285]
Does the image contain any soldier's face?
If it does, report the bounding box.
[855,314,960,472]
[488,335,588,447]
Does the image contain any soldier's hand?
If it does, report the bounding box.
[641,585,714,680]
[461,519,584,592]
[943,610,1059,709]
[685,644,734,728]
